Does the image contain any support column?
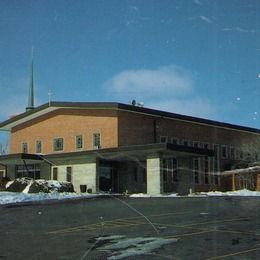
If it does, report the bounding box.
[146,154,162,195]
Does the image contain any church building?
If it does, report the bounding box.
[0,59,259,194]
[0,100,259,194]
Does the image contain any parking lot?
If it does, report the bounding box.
[1,196,260,259]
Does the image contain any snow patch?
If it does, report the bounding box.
[94,235,177,259]
[22,180,34,194]
[5,180,14,188]
[197,189,260,197]
[0,191,98,205]
[130,193,178,198]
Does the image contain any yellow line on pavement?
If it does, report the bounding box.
[164,230,214,239]
[214,228,260,236]
[46,210,194,235]
[206,247,260,259]
[180,217,251,228]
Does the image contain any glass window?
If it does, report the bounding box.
[230,147,235,159]
[193,141,200,148]
[53,167,58,180]
[183,140,190,146]
[22,143,28,153]
[36,140,42,153]
[171,137,179,145]
[76,135,83,149]
[66,166,72,182]
[142,168,146,184]
[15,164,40,179]
[160,136,168,143]
[93,133,101,148]
[53,138,64,151]
[193,158,200,184]
[221,145,228,159]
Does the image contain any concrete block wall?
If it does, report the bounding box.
[51,162,97,193]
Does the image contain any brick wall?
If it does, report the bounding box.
[118,109,260,153]
[10,109,118,154]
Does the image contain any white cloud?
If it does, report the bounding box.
[150,98,217,119]
[199,15,213,24]
[104,65,217,119]
[193,0,202,5]
[104,65,193,100]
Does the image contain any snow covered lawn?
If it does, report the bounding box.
[198,189,260,197]
[130,189,260,198]
[0,191,98,205]
[1,189,260,206]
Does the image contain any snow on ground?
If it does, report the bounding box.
[0,191,98,205]
[130,193,178,198]
[92,235,177,260]
[199,189,260,197]
[130,189,260,198]
[1,189,260,206]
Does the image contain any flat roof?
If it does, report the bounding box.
[0,101,259,134]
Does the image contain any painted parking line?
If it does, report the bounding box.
[214,228,260,237]
[47,219,150,235]
[205,246,260,260]
[180,217,252,228]
[47,214,254,237]
[46,210,194,235]
[164,230,214,239]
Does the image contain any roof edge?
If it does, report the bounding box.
[0,101,259,134]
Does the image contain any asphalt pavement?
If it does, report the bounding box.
[1,196,260,259]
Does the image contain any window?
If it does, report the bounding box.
[182,140,190,147]
[230,146,235,159]
[221,145,228,159]
[160,136,168,143]
[193,158,200,184]
[15,164,40,179]
[133,167,138,182]
[36,140,42,153]
[53,138,64,151]
[162,158,178,183]
[171,137,179,145]
[53,167,58,180]
[213,144,220,173]
[0,170,5,178]
[22,143,28,153]
[204,157,209,184]
[203,143,210,149]
[214,174,220,185]
[193,141,200,148]
[76,135,83,149]
[66,166,72,182]
[142,168,147,184]
[93,133,101,149]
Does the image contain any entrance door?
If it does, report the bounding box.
[99,161,118,192]
[163,158,178,193]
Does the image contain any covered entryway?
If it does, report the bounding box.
[0,153,49,180]
[99,161,119,192]
[162,157,178,192]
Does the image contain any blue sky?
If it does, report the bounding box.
[0,0,260,147]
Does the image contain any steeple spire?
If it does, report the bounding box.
[26,48,35,111]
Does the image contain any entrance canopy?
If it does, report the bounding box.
[42,143,214,164]
[0,153,43,166]
[0,143,214,166]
